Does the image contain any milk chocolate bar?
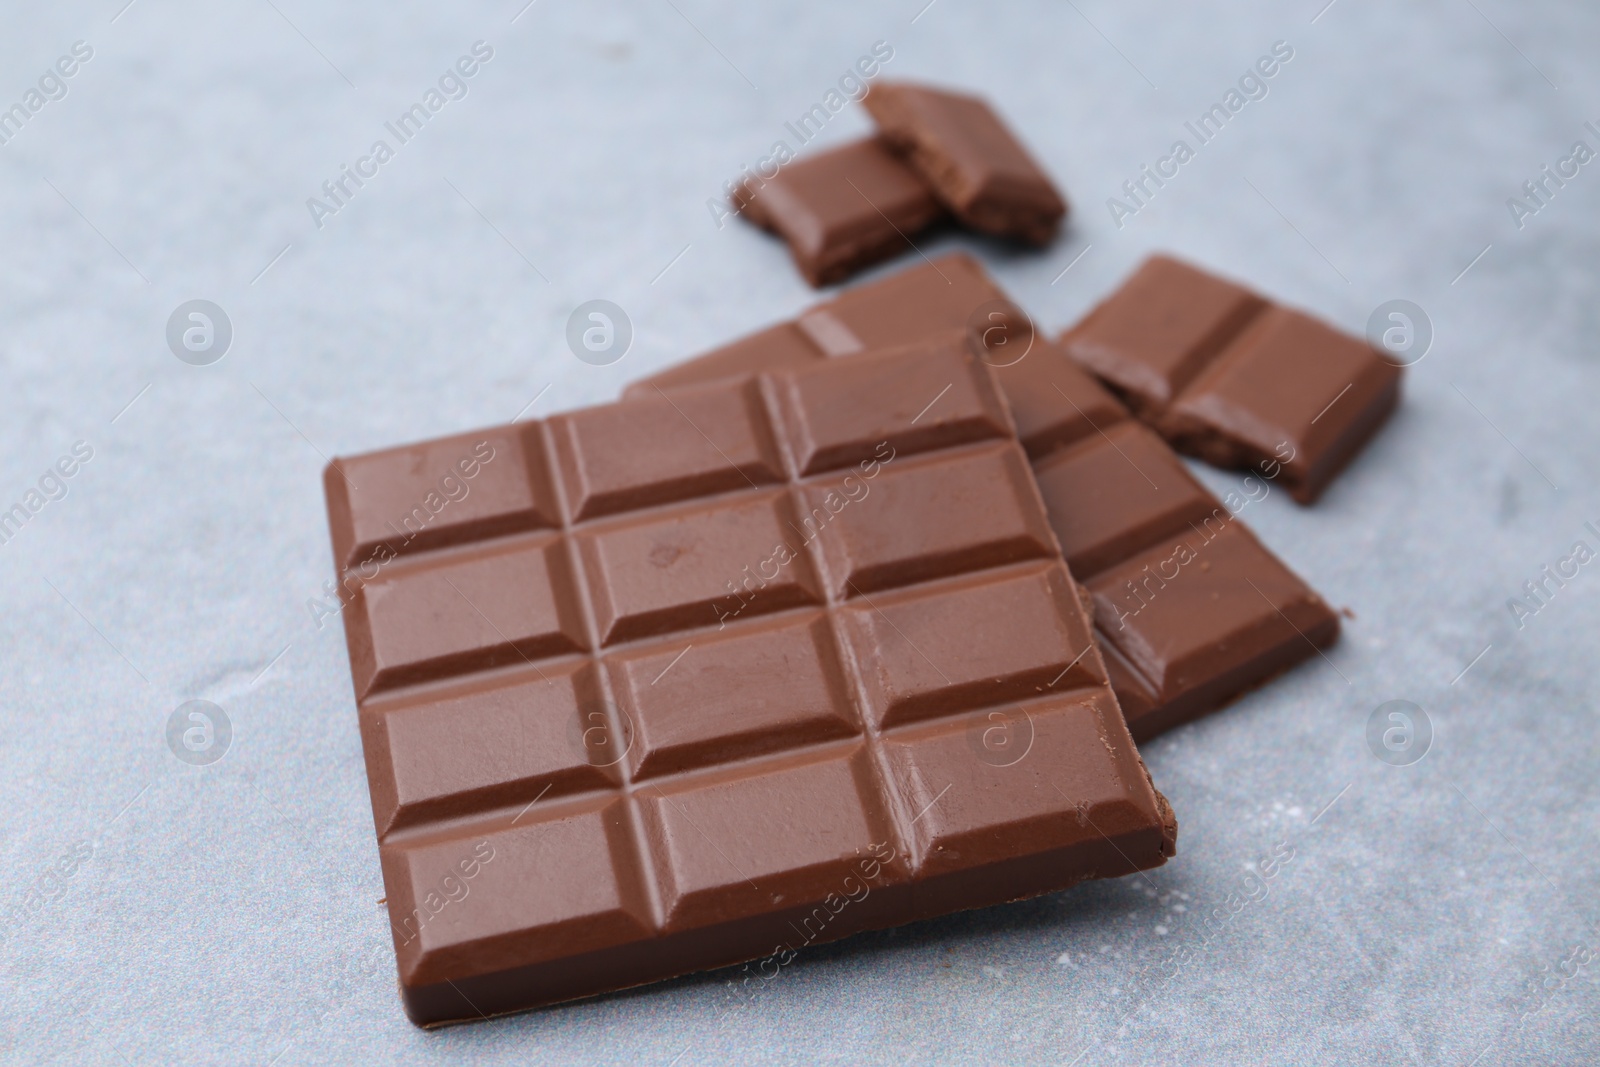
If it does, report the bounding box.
[325,341,1176,1024]
[1064,255,1402,503]
[865,81,1067,244]
[732,137,944,287]
[628,255,1339,739]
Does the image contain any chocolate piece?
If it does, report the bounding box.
[628,257,1339,740]
[795,250,1010,356]
[865,81,1067,244]
[326,342,1176,1024]
[1064,255,1402,503]
[732,137,944,287]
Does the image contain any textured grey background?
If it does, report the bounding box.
[1,1,1597,1064]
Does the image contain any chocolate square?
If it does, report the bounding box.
[326,339,1175,1024]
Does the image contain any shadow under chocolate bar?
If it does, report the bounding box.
[325,341,1175,1024]
[627,253,1340,741]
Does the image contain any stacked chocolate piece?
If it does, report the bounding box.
[735,82,1067,284]
[320,84,1404,1026]
[632,254,1368,740]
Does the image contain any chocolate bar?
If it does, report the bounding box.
[325,341,1176,1024]
[732,137,944,287]
[864,81,1067,244]
[1064,255,1402,503]
[628,255,1339,739]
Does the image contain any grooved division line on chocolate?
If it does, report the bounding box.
[1063,254,1402,503]
[332,351,1120,953]
[846,578,952,684]
[652,385,765,493]
[626,255,1341,741]
[1051,381,1158,490]
[441,575,556,687]
[331,329,1177,1023]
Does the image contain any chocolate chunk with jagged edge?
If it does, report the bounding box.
[864,81,1067,244]
[732,137,944,287]
[1064,255,1402,503]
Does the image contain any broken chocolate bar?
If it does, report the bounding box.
[325,339,1176,1024]
[1064,255,1402,503]
[732,137,944,287]
[865,81,1067,244]
[628,255,1340,740]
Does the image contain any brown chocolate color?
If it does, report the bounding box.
[1064,255,1402,503]
[865,81,1067,245]
[628,254,1340,740]
[325,341,1176,1025]
[732,137,944,287]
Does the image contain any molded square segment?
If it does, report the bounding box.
[361,662,615,835]
[383,797,653,987]
[734,137,944,287]
[347,535,586,697]
[991,341,1130,460]
[1163,307,1403,503]
[326,425,558,572]
[775,335,1010,475]
[1032,421,1219,577]
[606,612,858,781]
[1065,255,1266,414]
[795,252,1008,356]
[577,490,823,645]
[550,378,785,522]
[880,690,1173,875]
[800,442,1056,597]
[1086,520,1338,708]
[840,562,1102,728]
[637,747,903,933]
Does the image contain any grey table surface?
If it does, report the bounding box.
[2,0,1597,1064]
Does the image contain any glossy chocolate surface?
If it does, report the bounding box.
[326,341,1175,1025]
[732,137,944,287]
[865,81,1066,244]
[1064,255,1402,503]
[628,255,1339,740]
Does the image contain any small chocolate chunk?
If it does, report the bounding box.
[732,137,944,287]
[1064,255,1402,503]
[865,81,1067,244]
